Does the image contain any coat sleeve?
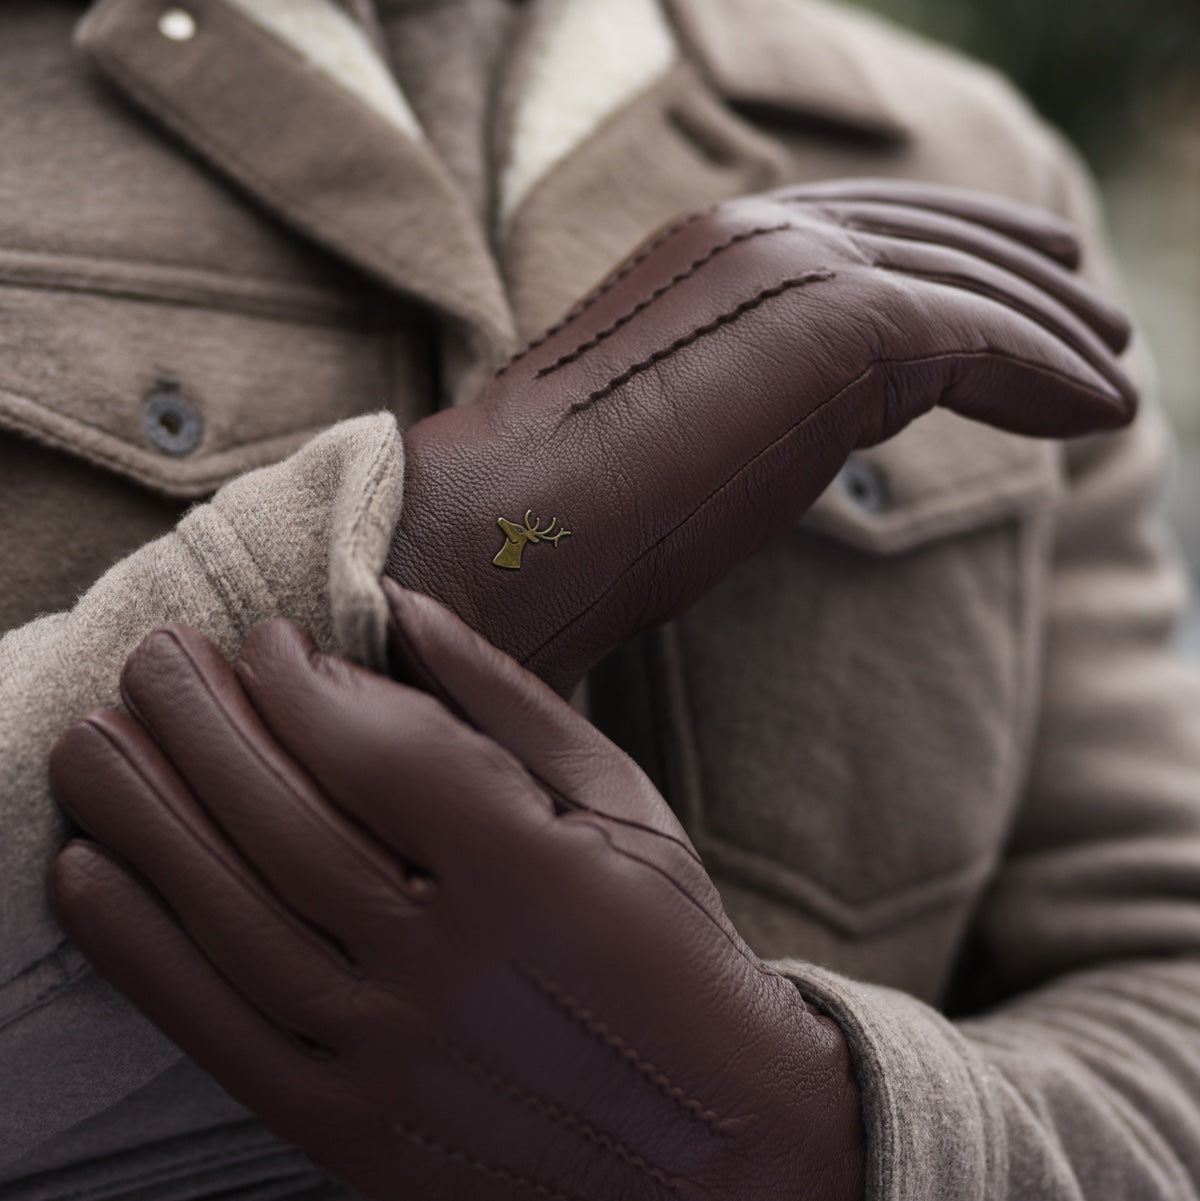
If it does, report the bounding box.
[779,138,1200,1200]
[0,414,405,1162]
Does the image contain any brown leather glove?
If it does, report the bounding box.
[387,179,1136,694]
[49,587,865,1201]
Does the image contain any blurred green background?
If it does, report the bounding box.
[853,0,1200,169]
[855,0,1200,638]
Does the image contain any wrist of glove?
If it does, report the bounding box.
[49,588,865,1201]
[387,179,1135,694]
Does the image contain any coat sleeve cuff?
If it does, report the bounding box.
[194,411,406,670]
[772,959,995,1201]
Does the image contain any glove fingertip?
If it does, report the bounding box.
[235,617,321,689]
[49,710,136,819]
[240,617,320,662]
[382,580,469,719]
[49,840,134,931]
[1106,307,1134,357]
[382,581,603,795]
[234,619,376,731]
[383,579,552,720]
[1036,221,1082,271]
[119,624,223,721]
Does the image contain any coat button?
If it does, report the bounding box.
[838,457,888,514]
[142,380,203,456]
[157,7,197,41]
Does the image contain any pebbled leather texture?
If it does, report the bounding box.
[50,593,866,1201]
[386,179,1136,694]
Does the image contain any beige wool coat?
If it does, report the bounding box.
[4,0,1200,1197]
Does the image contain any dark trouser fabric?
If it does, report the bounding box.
[0,1058,356,1200]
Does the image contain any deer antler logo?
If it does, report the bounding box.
[493,510,571,569]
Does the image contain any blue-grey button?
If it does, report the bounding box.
[838,458,888,514]
[142,381,203,456]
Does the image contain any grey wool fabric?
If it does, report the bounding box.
[5,0,1200,1198]
[0,416,406,1165]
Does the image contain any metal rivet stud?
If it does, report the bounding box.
[158,7,197,41]
[142,379,203,456]
[838,457,888,514]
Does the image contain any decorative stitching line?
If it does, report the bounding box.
[568,270,836,414]
[534,224,793,379]
[495,210,711,377]
[392,1120,585,1201]
[514,958,727,1136]
[441,1039,682,1192]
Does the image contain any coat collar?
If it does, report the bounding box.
[74,0,907,369]
[76,0,518,370]
[663,0,909,147]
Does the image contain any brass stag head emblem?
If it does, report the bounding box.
[493,510,571,569]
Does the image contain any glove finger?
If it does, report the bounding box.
[50,839,328,1134]
[118,624,433,966]
[383,581,701,856]
[49,711,359,1046]
[826,200,1131,352]
[383,585,754,1053]
[857,281,1134,441]
[771,177,1082,266]
[870,234,1137,418]
[232,617,558,873]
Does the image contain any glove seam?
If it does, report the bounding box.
[495,208,710,376]
[567,269,837,413]
[391,1119,583,1201]
[514,955,729,1135]
[439,1036,682,1189]
[534,221,793,378]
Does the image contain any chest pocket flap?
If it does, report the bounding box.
[614,409,1064,947]
[0,249,397,499]
[800,407,1063,554]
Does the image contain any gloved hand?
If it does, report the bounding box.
[49,587,865,1201]
[387,179,1136,693]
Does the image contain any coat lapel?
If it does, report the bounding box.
[663,0,909,146]
[75,0,518,367]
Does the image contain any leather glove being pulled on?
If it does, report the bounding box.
[387,180,1136,693]
[49,586,866,1201]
